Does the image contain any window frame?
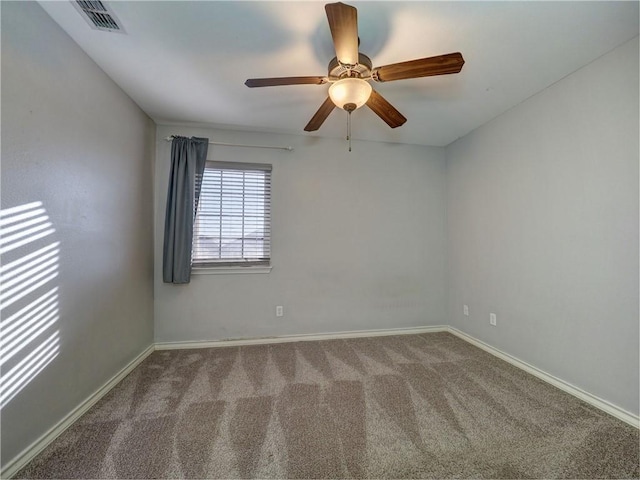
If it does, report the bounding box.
[191,161,272,273]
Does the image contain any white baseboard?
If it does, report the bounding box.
[1,344,155,480]
[448,327,640,429]
[155,325,448,350]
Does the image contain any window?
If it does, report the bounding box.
[192,161,271,268]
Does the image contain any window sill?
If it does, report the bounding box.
[192,265,272,275]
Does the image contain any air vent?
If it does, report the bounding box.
[72,0,125,33]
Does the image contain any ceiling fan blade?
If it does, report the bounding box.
[366,89,407,128]
[372,52,465,83]
[304,97,336,132]
[245,76,327,88]
[325,2,359,66]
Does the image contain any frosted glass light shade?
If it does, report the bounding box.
[328,78,372,110]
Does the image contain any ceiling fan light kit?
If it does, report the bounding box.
[245,2,465,149]
[328,78,372,111]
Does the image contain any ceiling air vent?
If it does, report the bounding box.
[72,0,125,33]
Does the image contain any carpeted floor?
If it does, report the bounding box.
[15,332,640,479]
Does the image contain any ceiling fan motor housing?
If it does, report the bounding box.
[328,53,373,80]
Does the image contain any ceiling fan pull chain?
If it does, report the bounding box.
[347,111,352,152]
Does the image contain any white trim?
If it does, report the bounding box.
[191,266,272,275]
[1,345,155,479]
[447,327,640,429]
[155,325,448,350]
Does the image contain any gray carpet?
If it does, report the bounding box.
[15,332,640,479]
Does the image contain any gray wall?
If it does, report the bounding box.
[154,125,448,343]
[446,38,639,415]
[1,1,155,467]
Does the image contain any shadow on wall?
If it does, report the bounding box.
[0,201,60,408]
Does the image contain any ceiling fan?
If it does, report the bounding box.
[245,2,465,133]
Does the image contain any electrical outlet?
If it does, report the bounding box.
[463,304,469,316]
[276,305,283,317]
[489,313,497,326]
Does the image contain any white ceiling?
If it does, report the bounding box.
[39,1,639,147]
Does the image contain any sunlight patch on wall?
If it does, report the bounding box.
[0,202,60,408]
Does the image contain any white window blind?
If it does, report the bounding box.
[193,161,271,267]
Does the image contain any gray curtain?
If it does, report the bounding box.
[163,136,209,283]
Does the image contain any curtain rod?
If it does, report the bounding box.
[165,136,293,152]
